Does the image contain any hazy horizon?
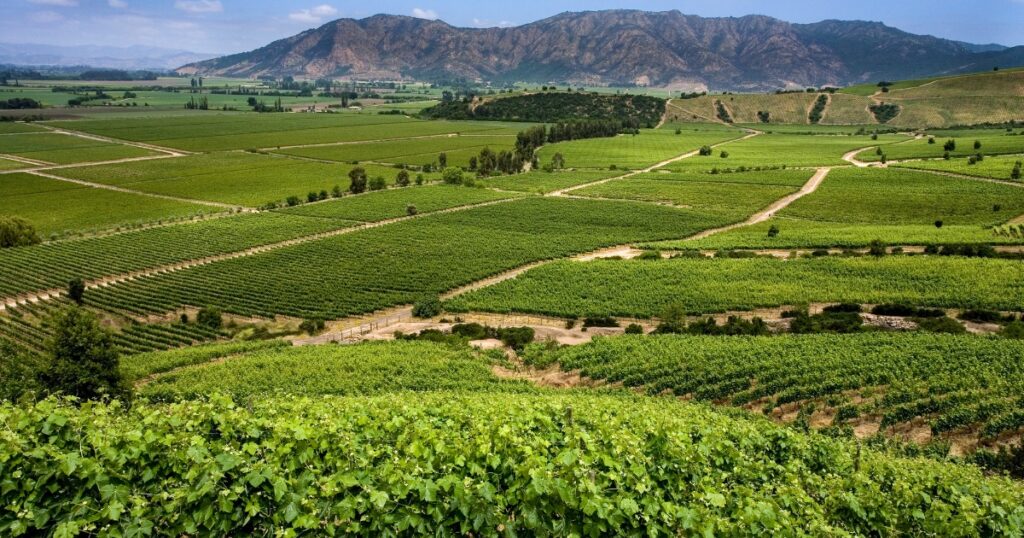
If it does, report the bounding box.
[3,0,1022,58]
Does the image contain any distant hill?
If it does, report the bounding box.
[666,68,1024,128]
[0,43,216,71]
[178,10,1024,91]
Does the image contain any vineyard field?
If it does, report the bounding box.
[0,132,155,164]
[46,114,526,152]
[536,129,740,169]
[479,170,622,193]
[446,256,1024,318]
[571,170,808,220]
[2,392,1020,535]
[141,340,534,399]
[82,198,730,319]
[0,172,219,236]
[274,134,518,166]
[896,154,1024,182]
[54,152,408,207]
[667,133,906,171]
[860,133,1024,162]
[278,184,526,221]
[0,212,359,298]
[528,333,1024,444]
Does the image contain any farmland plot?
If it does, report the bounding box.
[0,132,155,164]
[536,129,740,169]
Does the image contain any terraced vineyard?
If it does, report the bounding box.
[528,333,1024,446]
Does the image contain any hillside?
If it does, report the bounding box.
[667,68,1024,128]
[177,10,1024,91]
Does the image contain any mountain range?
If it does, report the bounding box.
[0,43,216,71]
[177,10,1024,91]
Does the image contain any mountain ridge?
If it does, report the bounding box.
[178,10,1024,91]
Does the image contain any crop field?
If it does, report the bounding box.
[570,170,810,220]
[0,131,156,164]
[446,256,1024,318]
[6,392,1021,535]
[52,152,408,207]
[536,129,740,169]
[278,184,526,221]
[0,172,219,236]
[653,167,1024,249]
[668,133,906,171]
[860,133,1024,162]
[141,340,532,400]
[5,70,1024,536]
[0,212,359,298]
[274,134,518,166]
[46,114,526,152]
[530,333,1024,444]
[83,198,730,319]
[479,170,622,193]
[896,154,1024,181]
[0,157,30,171]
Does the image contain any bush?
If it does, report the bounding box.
[1001,321,1024,339]
[494,327,535,351]
[823,303,862,314]
[348,167,368,194]
[624,323,644,335]
[441,167,464,185]
[944,139,956,152]
[914,316,966,334]
[369,176,387,191]
[299,318,326,336]
[0,216,41,248]
[196,307,223,329]
[412,297,442,318]
[38,307,129,401]
[67,278,85,305]
[767,225,780,238]
[406,204,418,216]
[868,239,886,257]
[395,169,410,187]
[583,316,618,328]
[0,341,44,401]
[698,145,713,156]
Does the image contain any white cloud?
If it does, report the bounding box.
[471,18,514,28]
[28,0,78,6]
[28,10,65,23]
[411,8,438,20]
[108,0,127,8]
[174,0,222,14]
[288,4,338,23]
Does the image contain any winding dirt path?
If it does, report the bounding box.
[548,129,762,196]
[685,167,831,241]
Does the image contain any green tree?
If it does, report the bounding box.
[67,278,85,305]
[0,216,41,248]
[369,176,387,191]
[349,167,368,194]
[197,307,223,329]
[395,169,410,187]
[442,167,464,185]
[767,225,780,238]
[38,307,129,401]
[406,204,418,216]
[0,340,44,401]
[412,296,442,318]
[438,152,448,168]
[550,153,566,170]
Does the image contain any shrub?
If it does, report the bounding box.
[395,169,410,187]
[0,216,41,248]
[698,145,713,156]
[823,303,862,314]
[1001,321,1024,339]
[406,204,418,216]
[348,167,368,194]
[67,278,85,305]
[914,316,966,334]
[196,307,223,330]
[583,316,618,328]
[868,239,886,257]
[623,324,644,335]
[412,297,442,318]
[944,139,956,152]
[299,318,326,336]
[369,176,387,191]
[441,167,464,185]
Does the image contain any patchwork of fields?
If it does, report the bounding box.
[2,76,1024,535]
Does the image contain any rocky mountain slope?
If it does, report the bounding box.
[178,10,1024,91]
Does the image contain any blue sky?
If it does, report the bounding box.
[6,0,1024,54]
